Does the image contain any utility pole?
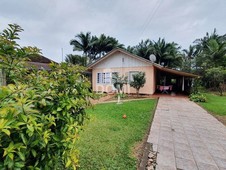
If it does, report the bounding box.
[61,48,64,62]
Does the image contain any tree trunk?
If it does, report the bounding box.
[136,89,139,97]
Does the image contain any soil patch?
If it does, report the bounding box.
[212,115,226,126]
[106,94,157,102]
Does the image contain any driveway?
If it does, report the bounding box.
[147,97,226,170]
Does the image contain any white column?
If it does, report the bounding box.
[182,76,184,91]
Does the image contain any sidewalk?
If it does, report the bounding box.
[147,97,226,170]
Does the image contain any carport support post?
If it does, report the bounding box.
[182,76,184,91]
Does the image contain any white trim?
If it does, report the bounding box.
[97,72,111,84]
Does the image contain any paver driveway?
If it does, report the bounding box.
[147,97,226,170]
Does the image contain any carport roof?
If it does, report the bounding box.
[153,64,198,78]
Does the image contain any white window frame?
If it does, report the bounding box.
[97,72,111,84]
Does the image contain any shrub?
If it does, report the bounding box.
[129,72,146,97]
[189,92,207,102]
[0,63,92,169]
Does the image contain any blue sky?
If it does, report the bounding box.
[1,0,226,62]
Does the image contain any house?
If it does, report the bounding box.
[0,55,56,86]
[26,54,56,70]
[88,48,198,95]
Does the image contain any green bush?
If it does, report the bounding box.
[189,93,207,102]
[0,63,92,169]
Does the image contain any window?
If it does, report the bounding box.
[105,72,111,84]
[97,73,102,83]
[97,72,111,84]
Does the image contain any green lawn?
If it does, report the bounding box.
[199,93,226,116]
[77,99,157,170]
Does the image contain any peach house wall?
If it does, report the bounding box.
[92,66,155,95]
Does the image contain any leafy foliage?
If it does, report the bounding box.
[0,24,41,84]
[70,32,124,65]
[129,72,146,96]
[204,67,226,95]
[0,23,92,169]
[112,73,128,104]
[189,92,207,102]
[0,63,91,169]
[128,38,182,68]
[112,73,128,92]
[65,54,86,66]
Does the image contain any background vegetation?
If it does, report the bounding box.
[68,30,226,95]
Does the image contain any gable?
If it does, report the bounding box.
[93,51,151,69]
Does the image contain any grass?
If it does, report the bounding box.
[77,99,157,170]
[199,93,226,116]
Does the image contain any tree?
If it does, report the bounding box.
[0,23,92,169]
[151,38,181,68]
[112,73,127,104]
[130,72,146,97]
[205,67,226,95]
[70,32,92,65]
[133,39,153,60]
[194,29,226,69]
[70,32,124,64]
[0,23,40,84]
[182,45,198,72]
[65,54,86,66]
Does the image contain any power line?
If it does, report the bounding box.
[140,0,163,38]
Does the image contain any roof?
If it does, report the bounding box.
[26,62,52,70]
[87,48,153,69]
[153,64,198,78]
[88,48,198,78]
[27,54,56,64]
[25,55,58,70]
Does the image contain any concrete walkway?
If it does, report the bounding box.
[147,97,226,170]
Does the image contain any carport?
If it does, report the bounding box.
[153,65,198,94]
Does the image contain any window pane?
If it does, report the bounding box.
[105,72,111,84]
[97,73,102,83]
[102,73,105,84]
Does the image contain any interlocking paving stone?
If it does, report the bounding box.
[147,97,226,170]
[176,157,198,170]
[196,162,219,170]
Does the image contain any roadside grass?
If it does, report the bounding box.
[199,93,226,116]
[77,99,157,170]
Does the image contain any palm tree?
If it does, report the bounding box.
[126,46,136,54]
[90,34,124,60]
[163,42,182,68]
[194,29,226,69]
[70,32,124,63]
[133,39,153,60]
[182,45,198,72]
[65,54,86,66]
[70,32,92,65]
[152,38,181,68]
[152,38,169,65]
[204,39,226,67]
